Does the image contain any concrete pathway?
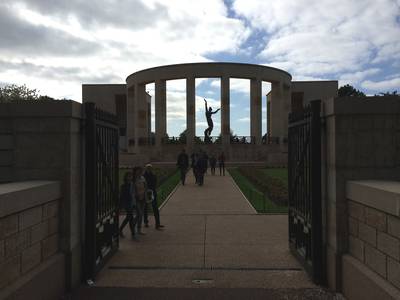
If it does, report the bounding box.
[92,172,317,290]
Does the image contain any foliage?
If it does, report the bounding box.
[156,170,180,207]
[238,167,288,206]
[228,168,287,213]
[338,84,366,97]
[0,84,64,103]
[0,84,40,102]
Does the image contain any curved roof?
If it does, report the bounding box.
[126,62,292,86]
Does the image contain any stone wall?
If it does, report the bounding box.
[0,181,65,300]
[0,101,84,290]
[322,96,400,291]
[342,180,400,300]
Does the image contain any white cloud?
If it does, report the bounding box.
[339,68,381,87]
[361,77,400,91]
[238,117,250,122]
[0,0,250,100]
[233,0,400,78]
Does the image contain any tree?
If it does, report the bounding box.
[338,84,366,97]
[0,84,40,102]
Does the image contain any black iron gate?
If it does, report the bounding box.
[288,99,324,284]
[85,103,119,280]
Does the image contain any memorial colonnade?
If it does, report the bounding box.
[125,63,292,153]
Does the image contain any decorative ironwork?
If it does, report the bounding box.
[288,100,324,284]
[85,103,119,281]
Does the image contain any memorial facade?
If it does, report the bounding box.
[83,62,338,163]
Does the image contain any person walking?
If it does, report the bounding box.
[132,166,147,235]
[196,152,208,186]
[209,155,217,175]
[218,152,225,176]
[190,152,197,183]
[119,171,137,240]
[143,164,165,230]
[177,149,189,185]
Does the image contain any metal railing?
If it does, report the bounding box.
[230,136,255,144]
[162,136,186,144]
[194,136,221,144]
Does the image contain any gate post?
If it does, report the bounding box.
[311,100,324,284]
[84,102,96,280]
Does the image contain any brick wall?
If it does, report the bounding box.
[348,199,400,290]
[0,199,60,290]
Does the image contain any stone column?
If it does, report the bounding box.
[250,78,262,144]
[221,76,230,147]
[270,81,291,143]
[155,79,166,147]
[126,85,135,152]
[186,76,195,151]
[134,83,147,150]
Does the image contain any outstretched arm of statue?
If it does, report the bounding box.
[204,99,207,110]
[212,108,220,114]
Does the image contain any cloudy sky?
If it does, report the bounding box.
[0,0,399,136]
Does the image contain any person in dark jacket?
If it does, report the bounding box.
[119,171,137,239]
[196,152,208,186]
[143,164,165,230]
[209,155,217,175]
[177,149,189,185]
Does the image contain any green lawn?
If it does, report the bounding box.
[228,168,287,214]
[261,168,288,188]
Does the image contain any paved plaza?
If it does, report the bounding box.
[93,172,314,289]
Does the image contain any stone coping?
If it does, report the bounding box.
[324,96,400,116]
[346,180,400,217]
[0,101,82,118]
[0,181,61,218]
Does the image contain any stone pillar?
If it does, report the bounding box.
[269,81,290,142]
[134,83,147,151]
[250,78,262,144]
[155,79,166,147]
[221,76,230,147]
[126,86,135,151]
[186,76,195,151]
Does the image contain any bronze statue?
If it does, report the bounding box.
[204,99,220,142]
